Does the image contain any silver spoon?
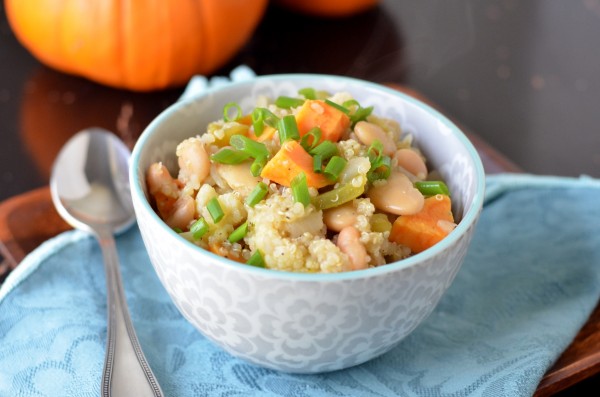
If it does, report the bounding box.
[50,128,163,397]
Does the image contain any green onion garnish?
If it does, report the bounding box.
[252,108,280,137]
[223,102,242,122]
[343,99,373,126]
[323,156,347,181]
[250,156,267,177]
[211,148,251,164]
[230,135,270,159]
[352,106,373,125]
[275,96,305,109]
[246,182,268,207]
[247,250,266,268]
[367,155,391,182]
[366,140,391,182]
[251,109,265,137]
[190,218,210,240]
[342,99,360,109]
[414,181,450,197]
[367,140,384,160]
[313,154,323,173]
[173,227,183,233]
[291,172,310,207]
[228,221,248,243]
[207,197,224,223]
[278,115,300,142]
[299,127,322,152]
[324,99,350,114]
[309,140,338,160]
[298,87,317,100]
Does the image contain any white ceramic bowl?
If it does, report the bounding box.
[130,74,485,373]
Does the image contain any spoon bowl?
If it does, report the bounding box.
[50,128,163,397]
[51,129,134,235]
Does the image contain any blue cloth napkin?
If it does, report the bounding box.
[1,173,600,397]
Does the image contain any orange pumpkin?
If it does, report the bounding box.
[4,0,268,91]
[274,0,379,17]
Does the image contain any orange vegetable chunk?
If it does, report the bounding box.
[248,125,278,143]
[295,100,350,143]
[236,114,253,126]
[390,194,455,254]
[260,140,333,188]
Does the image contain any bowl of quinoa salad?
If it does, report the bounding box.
[130,74,485,373]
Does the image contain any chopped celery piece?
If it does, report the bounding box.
[312,175,366,210]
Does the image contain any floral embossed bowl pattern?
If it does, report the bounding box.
[129,74,485,373]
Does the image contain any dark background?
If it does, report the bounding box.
[2,0,599,203]
[1,1,599,393]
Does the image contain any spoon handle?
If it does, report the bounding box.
[98,232,163,397]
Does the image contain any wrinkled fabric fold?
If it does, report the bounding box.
[1,173,599,397]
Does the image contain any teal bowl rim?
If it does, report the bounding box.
[130,73,486,282]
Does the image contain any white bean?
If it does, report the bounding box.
[336,226,369,271]
[215,161,262,196]
[323,202,358,232]
[165,195,195,230]
[176,137,210,193]
[146,162,182,221]
[367,171,424,215]
[354,121,397,155]
[146,162,179,198]
[394,148,428,180]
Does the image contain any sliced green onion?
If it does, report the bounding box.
[247,250,266,268]
[275,96,305,109]
[252,108,280,136]
[414,181,450,197]
[250,156,267,177]
[246,182,268,207]
[323,156,347,181]
[342,99,373,126]
[312,178,366,210]
[366,140,384,161]
[367,155,391,182]
[190,217,210,240]
[230,135,270,159]
[263,113,280,128]
[278,115,300,142]
[324,99,350,114]
[298,87,317,100]
[366,140,390,181]
[223,102,242,122]
[313,154,323,173]
[291,172,310,207]
[211,148,251,164]
[342,99,360,109]
[172,227,183,233]
[228,222,248,243]
[351,105,373,125]
[299,127,322,152]
[251,109,265,137]
[309,140,338,160]
[207,197,224,223]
